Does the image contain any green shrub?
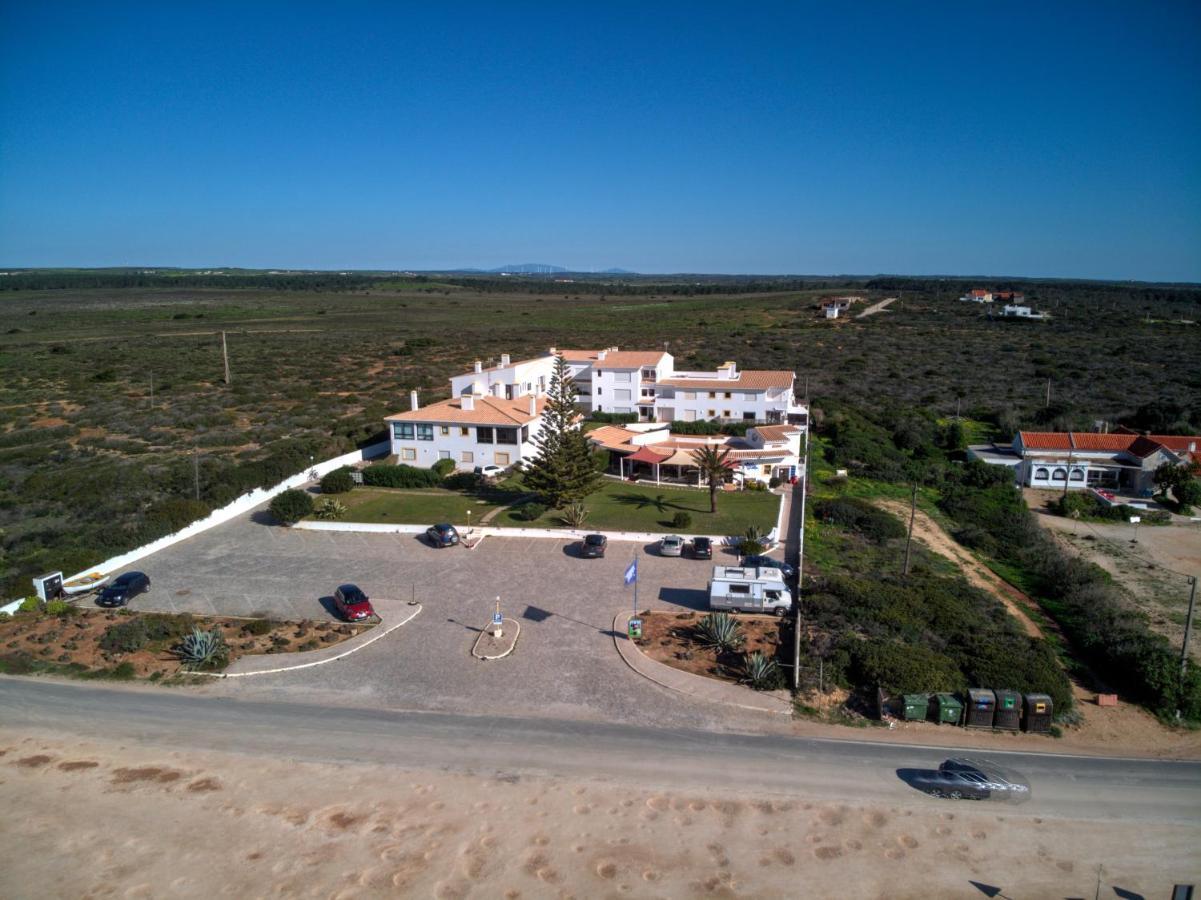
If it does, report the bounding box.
[269,488,314,525]
[360,464,441,489]
[19,596,40,613]
[848,641,963,695]
[242,619,275,636]
[443,472,481,491]
[743,650,784,690]
[671,511,693,529]
[561,501,589,527]
[44,599,78,617]
[99,619,149,653]
[589,411,639,424]
[814,497,907,543]
[513,502,545,521]
[432,458,456,478]
[314,497,346,520]
[319,468,355,494]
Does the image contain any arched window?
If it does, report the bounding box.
[1034,467,1050,480]
[1052,468,1067,481]
[1069,469,1085,482]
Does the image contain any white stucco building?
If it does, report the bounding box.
[386,390,546,471]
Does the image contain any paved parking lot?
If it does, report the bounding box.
[121,509,775,731]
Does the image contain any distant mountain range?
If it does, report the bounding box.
[448,264,635,275]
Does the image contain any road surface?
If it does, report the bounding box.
[3,677,1197,825]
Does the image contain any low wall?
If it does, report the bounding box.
[39,441,390,593]
[295,519,762,547]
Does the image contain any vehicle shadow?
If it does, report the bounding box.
[656,587,710,612]
[896,767,941,796]
[316,596,341,620]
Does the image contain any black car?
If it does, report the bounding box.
[426,523,460,547]
[690,537,713,559]
[914,758,1030,801]
[96,571,151,608]
[742,554,795,579]
[580,534,607,558]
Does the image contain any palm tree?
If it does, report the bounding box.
[691,445,732,513]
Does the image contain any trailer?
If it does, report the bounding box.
[708,566,793,616]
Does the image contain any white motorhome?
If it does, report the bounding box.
[708,566,793,616]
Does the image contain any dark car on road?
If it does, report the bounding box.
[95,571,151,608]
[742,554,795,579]
[690,537,713,559]
[912,758,1030,801]
[426,523,460,547]
[580,534,607,558]
[333,584,376,622]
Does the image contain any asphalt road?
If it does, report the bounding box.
[3,678,1198,826]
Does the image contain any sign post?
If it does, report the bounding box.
[492,596,503,638]
[624,558,641,638]
[1129,515,1141,544]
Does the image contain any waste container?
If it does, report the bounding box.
[933,693,963,725]
[1023,693,1053,733]
[901,693,932,721]
[993,689,1021,731]
[965,688,996,728]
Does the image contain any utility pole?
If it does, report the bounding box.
[1181,575,1197,684]
[222,331,232,384]
[149,372,154,409]
[1062,447,1074,501]
[955,395,961,421]
[1045,377,1051,409]
[193,448,200,501]
[792,436,810,691]
[902,483,918,576]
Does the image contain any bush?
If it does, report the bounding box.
[19,596,40,613]
[432,458,456,478]
[319,468,355,494]
[513,502,545,521]
[360,464,441,489]
[99,619,149,654]
[444,471,482,491]
[269,488,314,525]
[671,511,693,529]
[814,497,907,543]
[44,599,78,617]
[561,501,589,528]
[589,411,638,424]
[314,497,346,520]
[242,618,276,636]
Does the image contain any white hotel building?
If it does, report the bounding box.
[386,347,807,471]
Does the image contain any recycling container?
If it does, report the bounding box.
[902,693,932,721]
[965,688,996,728]
[993,689,1022,731]
[933,693,963,725]
[1023,693,1053,733]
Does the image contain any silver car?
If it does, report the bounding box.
[659,534,684,556]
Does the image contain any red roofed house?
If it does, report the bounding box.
[967,431,1200,494]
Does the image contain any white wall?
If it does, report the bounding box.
[390,418,541,470]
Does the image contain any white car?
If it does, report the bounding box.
[659,534,685,556]
[474,464,505,479]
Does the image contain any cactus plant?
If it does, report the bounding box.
[560,501,588,528]
[314,497,346,520]
[695,612,744,653]
[743,650,782,690]
[176,627,228,670]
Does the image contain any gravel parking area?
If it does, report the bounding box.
[115,509,775,731]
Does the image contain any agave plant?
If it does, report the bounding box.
[177,627,228,670]
[314,497,347,520]
[740,524,768,557]
[560,500,588,528]
[743,650,781,690]
[695,612,744,653]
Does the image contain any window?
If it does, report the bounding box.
[416,424,434,441]
[460,427,469,436]
[641,388,655,397]
[743,412,755,421]
[729,584,750,595]
[438,450,451,460]
[615,389,631,401]
[614,372,631,383]
[708,409,717,418]
[682,391,696,401]
[709,391,717,399]
[597,387,603,395]
[520,425,529,443]
[495,452,510,465]
[477,426,494,443]
[723,410,732,418]
[641,368,656,381]
[496,428,518,444]
[401,448,416,461]
[393,422,414,440]
[461,451,474,463]
[1052,467,1067,481]
[683,409,697,422]
[724,392,732,399]
[1069,469,1085,482]
[440,426,450,435]
[1034,467,1050,480]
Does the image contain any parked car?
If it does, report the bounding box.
[474,464,505,479]
[333,583,376,622]
[913,758,1030,801]
[426,523,460,547]
[580,533,607,558]
[741,554,795,579]
[690,537,713,559]
[659,534,685,556]
[95,571,151,608]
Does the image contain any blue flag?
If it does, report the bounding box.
[623,559,638,586]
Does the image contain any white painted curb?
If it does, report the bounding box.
[196,603,422,678]
[471,617,521,660]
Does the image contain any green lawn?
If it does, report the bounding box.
[329,488,504,525]
[513,480,779,535]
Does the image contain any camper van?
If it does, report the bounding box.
[708,566,793,616]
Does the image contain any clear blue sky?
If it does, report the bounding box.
[2,2,1199,280]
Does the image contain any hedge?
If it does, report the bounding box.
[360,464,441,489]
[319,468,355,494]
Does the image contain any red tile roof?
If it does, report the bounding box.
[592,351,669,370]
[386,395,546,426]
[1018,431,1072,450]
[1017,430,1201,462]
[1069,433,1137,451]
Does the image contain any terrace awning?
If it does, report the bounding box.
[626,446,672,464]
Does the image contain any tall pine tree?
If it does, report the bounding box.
[524,355,602,508]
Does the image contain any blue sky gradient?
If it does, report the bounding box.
[2,2,1199,279]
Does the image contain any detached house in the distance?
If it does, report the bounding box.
[384,347,806,472]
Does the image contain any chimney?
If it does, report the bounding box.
[409,390,419,411]
[528,395,537,417]
[461,394,475,411]
[1190,441,1197,453]
[597,349,607,361]
[501,353,511,367]
[474,360,483,373]
[548,346,557,355]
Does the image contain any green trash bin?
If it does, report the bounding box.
[902,693,932,721]
[933,693,964,725]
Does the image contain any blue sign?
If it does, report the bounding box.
[623,559,638,586]
[493,611,503,625]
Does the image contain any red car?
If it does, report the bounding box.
[333,584,376,621]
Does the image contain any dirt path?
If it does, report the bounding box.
[876,500,1044,638]
[856,296,896,318]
